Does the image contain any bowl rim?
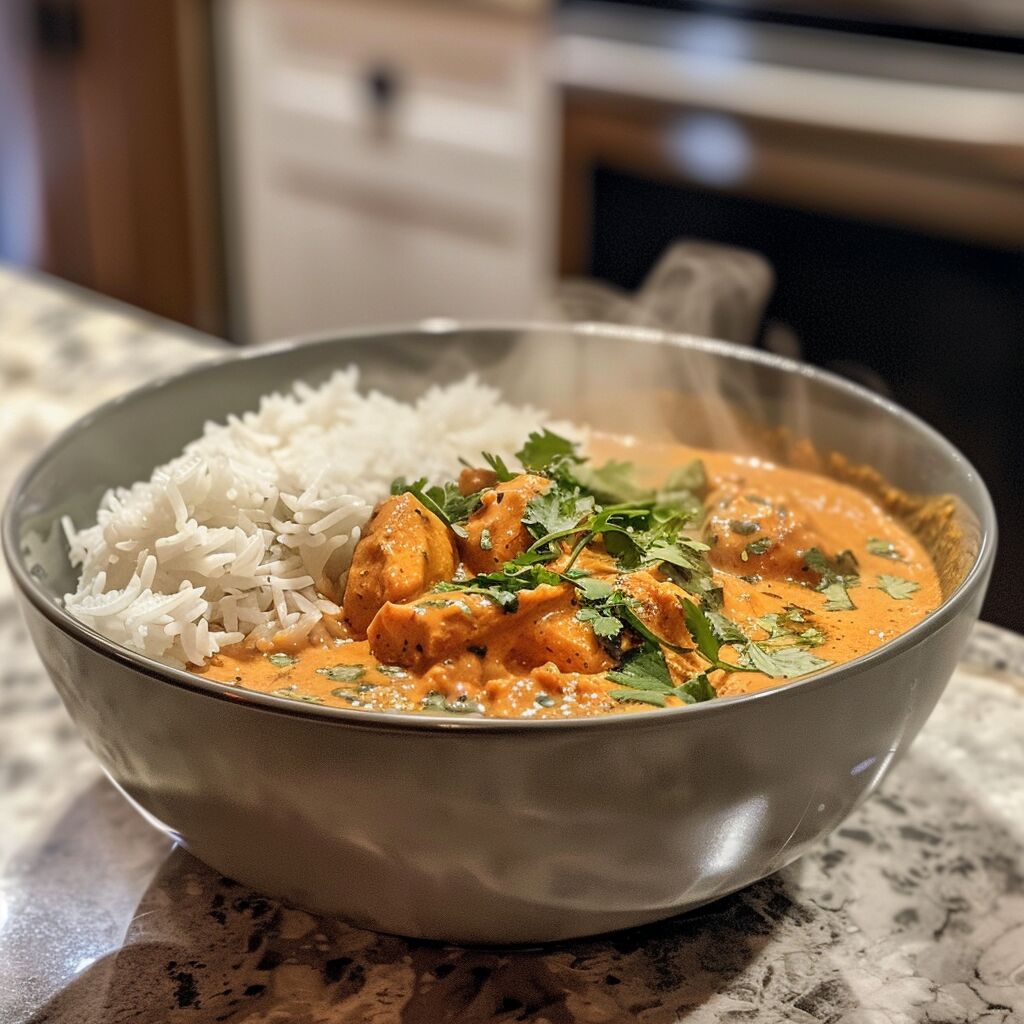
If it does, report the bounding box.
[1,319,998,733]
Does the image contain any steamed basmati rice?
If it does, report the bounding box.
[63,370,562,667]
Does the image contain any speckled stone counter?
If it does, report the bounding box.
[1,265,1022,1024]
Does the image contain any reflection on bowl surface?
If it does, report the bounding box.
[2,323,995,942]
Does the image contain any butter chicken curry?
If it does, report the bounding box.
[198,430,940,717]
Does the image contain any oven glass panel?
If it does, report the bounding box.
[590,163,1023,629]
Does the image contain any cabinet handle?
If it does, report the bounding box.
[365,64,400,112]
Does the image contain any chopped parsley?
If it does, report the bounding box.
[875,574,921,600]
[745,537,773,556]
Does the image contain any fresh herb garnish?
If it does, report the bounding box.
[682,598,743,671]
[606,642,717,707]
[481,451,515,482]
[730,519,759,535]
[516,429,581,474]
[576,604,625,640]
[745,537,773,556]
[315,664,365,682]
[271,685,324,704]
[698,587,749,646]
[266,652,297,668]
[803,547,860,611]
[867,537,904,561]
[875,574,921,600]
[737,643,831,679]
[376,663,407,678]
[421,691,482,714]
[820,582,856,612]
[522,483,595,546]
[572,576,692,654]
[435,558,561,613]
[677,672,717,704]
[607,642,672,691]
[390,477,482,537]
[755,610,826,649]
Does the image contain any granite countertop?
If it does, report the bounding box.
[1,265,1022,1024]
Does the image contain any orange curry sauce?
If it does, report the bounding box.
[196,437,940,718]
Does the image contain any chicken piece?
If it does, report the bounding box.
[618,571,708,678]
[704,489,825,581]
[505,602,613,674]
[367,583,613,675]
[459,473,550,573]
[343,493,458,636]
[618,570,691,648]
[458,466,498,496]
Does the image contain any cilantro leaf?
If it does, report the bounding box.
[675,672,717,704]
[821,581,857,611]
[390,477,482,536]
[516,429,581,473]
[434,561,561,613]
[730,519,759,535]
[606,642,673,691]
[755,611,826,649]
[659,460,707,498]
[706,608,748,646]
[803,547,860,612]
[315,664,365,682]
[738,642,831,679]
[481,451,515,482]
[573,459,648,504]
[867,537,904,561]
[682,598,743,671]
[574,576,615,602]
[523,483,594,541]
[608,688,670,707]
[576,605,624,639]
[875,574,921,600]
[266,652,297,668]
[421,692,482,715]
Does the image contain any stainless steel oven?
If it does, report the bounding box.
[554,1,1024,629]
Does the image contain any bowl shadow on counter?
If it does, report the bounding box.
[20,779,822,1024]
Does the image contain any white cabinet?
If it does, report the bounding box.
[216,0,553,342]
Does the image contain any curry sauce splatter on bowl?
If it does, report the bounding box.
[197,429,940,718]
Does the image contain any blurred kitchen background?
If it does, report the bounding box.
[0,0,1021,628]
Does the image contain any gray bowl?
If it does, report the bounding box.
[2,323,996,944]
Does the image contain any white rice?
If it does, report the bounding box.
[62,369,563,667]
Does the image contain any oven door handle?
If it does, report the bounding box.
[553,33,1024,174]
